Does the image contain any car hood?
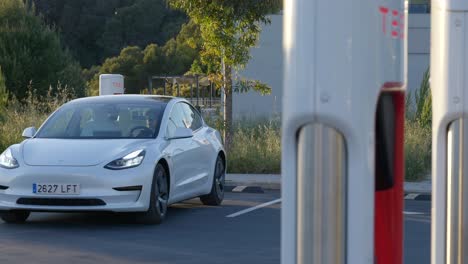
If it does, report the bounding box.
[22,138,153,166]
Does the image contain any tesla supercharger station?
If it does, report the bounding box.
[431,1,468,264]
[99,74,124,95]
[282,0,407,263]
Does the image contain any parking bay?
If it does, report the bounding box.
[0,190,430,264]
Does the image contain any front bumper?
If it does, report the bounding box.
[0,164,154,213]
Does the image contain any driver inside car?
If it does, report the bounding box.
[134,109,158,138]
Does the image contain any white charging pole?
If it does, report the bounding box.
[431,1,468,263]
[282,0,406,263]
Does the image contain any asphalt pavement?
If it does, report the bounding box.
[404,200,431,264]
[0,190,430,264]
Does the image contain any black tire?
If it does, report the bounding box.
[1,211,30,224]
[200,156,225,206]
[138,163,169,224]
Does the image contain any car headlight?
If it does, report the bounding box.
[0,148,19,169]
[105,149,146,170]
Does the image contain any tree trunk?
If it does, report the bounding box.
[223,64,233,152]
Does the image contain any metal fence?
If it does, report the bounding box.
[148,75,221,110]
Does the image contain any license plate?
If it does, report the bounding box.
[33,183,80,195]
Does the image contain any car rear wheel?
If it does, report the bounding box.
[0,211,30,224]
[200,155,225,206]
[138,163,168,224]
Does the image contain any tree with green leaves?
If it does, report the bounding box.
[168,0,281,150]
[87,21,201,95]
[98,0,166,59]
[87,46,146,95]
[33,0,187,67]
[0,0,84,100]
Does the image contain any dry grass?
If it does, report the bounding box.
[0,87,74,152]
[404,119,431,181]
[0,91,429,181]
[227,119,281,174]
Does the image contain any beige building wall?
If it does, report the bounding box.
[234,13,430,119]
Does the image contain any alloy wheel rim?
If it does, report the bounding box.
[155,170,168,215]
[215,160,225,196]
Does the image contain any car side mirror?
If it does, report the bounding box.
[22,127,37,138]
[167,127,193,140]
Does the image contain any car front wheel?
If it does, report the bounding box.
[138,163,169,224]
[200,156,225,206]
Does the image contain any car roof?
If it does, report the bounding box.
[66,95,177,105]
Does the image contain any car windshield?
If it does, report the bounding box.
[35,102,166,139]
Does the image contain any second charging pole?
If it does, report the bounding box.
[431,1,468,263]
[282,0,407,263]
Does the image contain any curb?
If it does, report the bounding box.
[225,182,280,191]
[225,174,281,191]
[226,174,432,198]
[225,186,432,200]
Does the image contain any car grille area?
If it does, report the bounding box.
[16,198,106,206]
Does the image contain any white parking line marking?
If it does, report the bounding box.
[232,186,247,192]
[403,211,425,215]
[405,193,419,199]
[225,198,423,217]
[226,198,281,218]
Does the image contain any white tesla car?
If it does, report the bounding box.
[0,95,226,224]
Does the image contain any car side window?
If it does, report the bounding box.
[180,103,203,131]
[166,103,185,137]
[190,106,203,130]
